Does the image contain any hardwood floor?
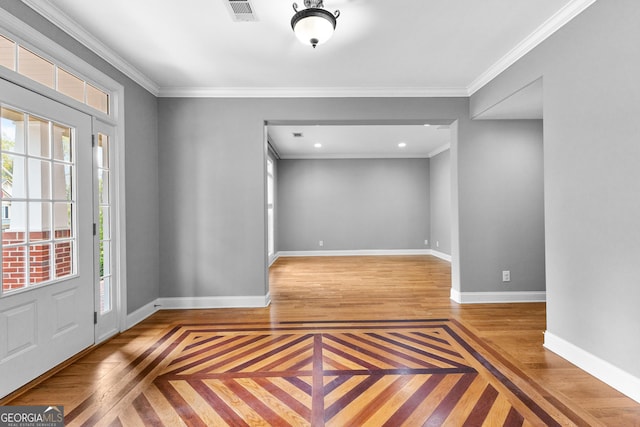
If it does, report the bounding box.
[4,255,640,426]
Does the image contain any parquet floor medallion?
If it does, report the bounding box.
[65,320,592,426]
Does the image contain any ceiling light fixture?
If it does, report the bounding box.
[398,142,407,148]
[314,143,322,148]
[291,1,340,48]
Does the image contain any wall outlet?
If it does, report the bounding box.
[502,270,511,282]
[436,241,440,248]
[424,240,429,246]
[318,240,324,247]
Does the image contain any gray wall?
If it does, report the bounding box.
[123,87,159,312]
[157,97,469,300]
[158,98,269,298]
[458,121,545,292]
[277,158,430,251]
[472,0,640,377]
[157,97,546,305]
[1,2,160,314]
[429,150,451,255]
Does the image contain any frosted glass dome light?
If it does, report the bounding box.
[291,1,340,48]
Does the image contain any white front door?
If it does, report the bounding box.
[0,78,94,398]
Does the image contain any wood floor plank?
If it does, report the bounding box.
[143,384,188,427]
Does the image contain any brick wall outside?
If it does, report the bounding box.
[2,229,73,292]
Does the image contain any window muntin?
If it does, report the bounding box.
[1,106,77,294]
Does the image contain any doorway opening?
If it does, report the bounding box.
[264,119,455,300]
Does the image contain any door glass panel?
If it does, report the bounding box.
[98,170,109,204]
[29,243,51,284]
[2,245,26,291]
[100,276,111,312]
[54,241,73,279]
[1,107,77,294]
[2,201,26,243]
[53,123,72,162]
[100,206,110,240]
[2,154,26,199]
[97,135,108,169]
[1,108,25,153]
[101,241,111,277]
[53,202,73,238]
[28,159,52,199]
[28,202,51,241]
[97,133,112,314]
[53,163,73,200]
[28,115,50,158]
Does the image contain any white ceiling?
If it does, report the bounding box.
[23,0,592,97]
[20,0,591,158]
[269,124,451,159]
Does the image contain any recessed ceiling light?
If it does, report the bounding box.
[314,143,322,148]
[424,124,431,127]
[398,142,407,148]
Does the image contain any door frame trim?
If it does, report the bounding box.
[0,8,128,335]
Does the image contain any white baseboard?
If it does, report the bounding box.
[430,250,452,262]
[126,299,161,329]
[450,289,546,304]
[544,331,640,404]
[157,294,271,310]
[268,253,279,266]
[277,249,434,257]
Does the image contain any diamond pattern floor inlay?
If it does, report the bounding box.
[64,320,593,426]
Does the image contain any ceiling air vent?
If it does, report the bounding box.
[225,0,258,22]
[292,132,304,138]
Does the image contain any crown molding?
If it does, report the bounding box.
[157,86,469,98]
[278,153,432,160]
[19,0,595,99]
[20,0,160,96]
[467,0,597,95]
[427,143,450,158]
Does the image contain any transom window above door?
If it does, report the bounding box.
[0,33,109,115]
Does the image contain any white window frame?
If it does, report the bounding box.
[0,9,128,332]
[267,157,275,260]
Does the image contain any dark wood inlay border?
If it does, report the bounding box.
[63,319,596,426]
